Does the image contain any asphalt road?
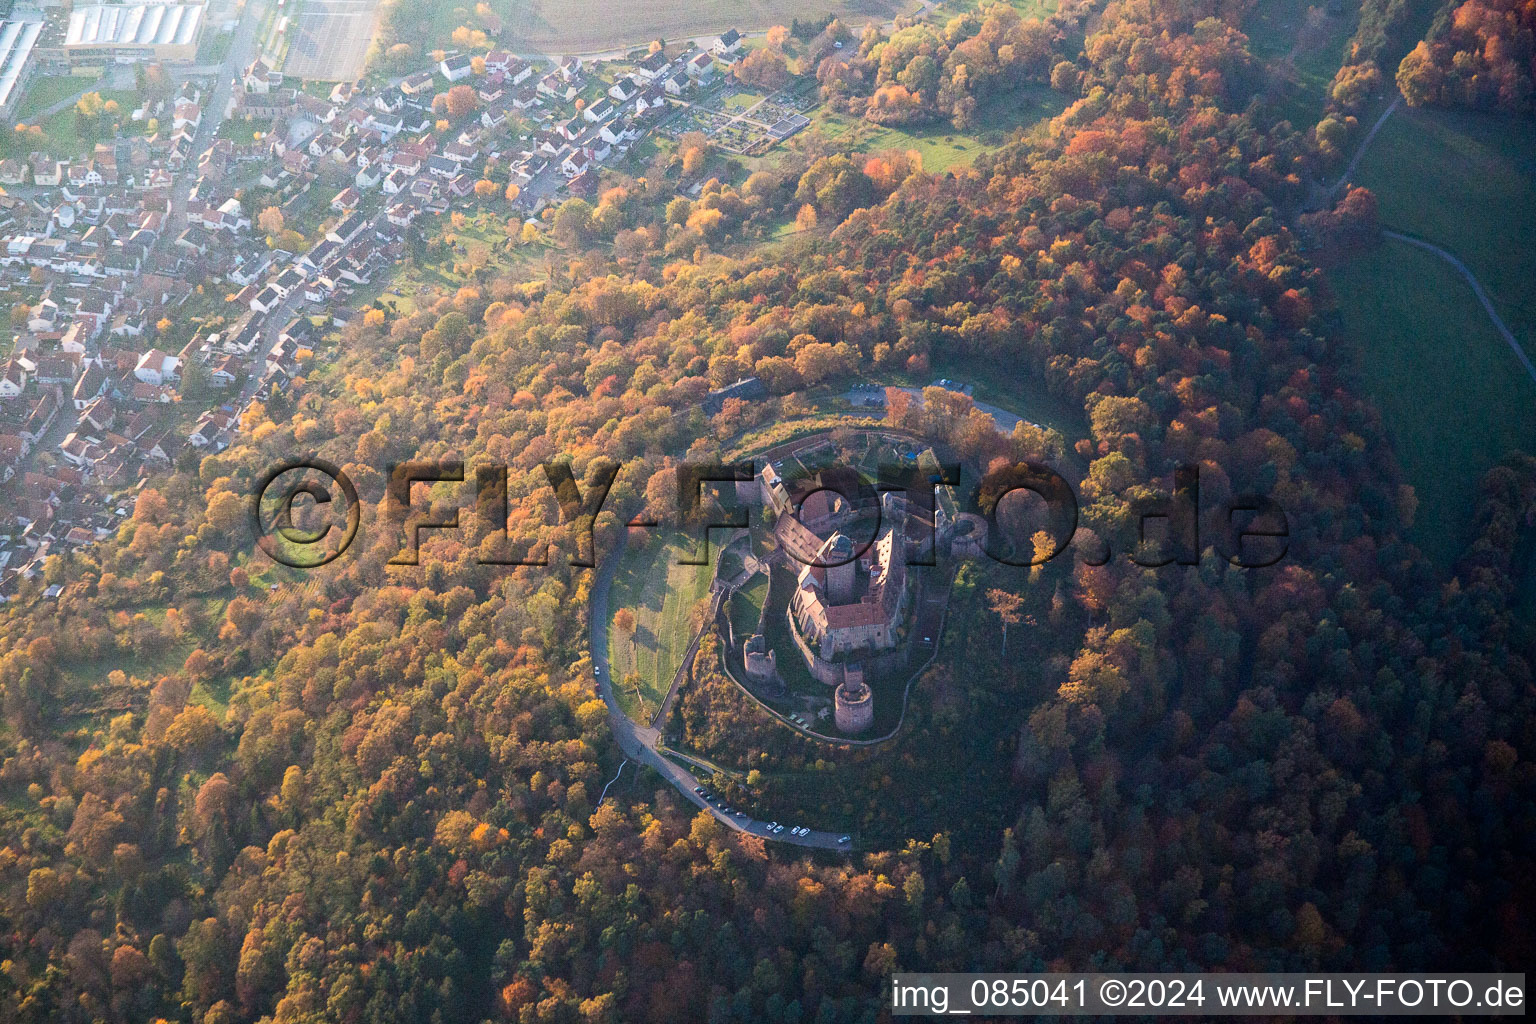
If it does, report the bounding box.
[1382,230,1536,387]
[589,542,853,850]
[170,0,271,233]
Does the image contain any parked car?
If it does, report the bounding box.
[838,835,851,844]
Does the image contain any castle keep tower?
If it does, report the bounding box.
[834,676,874,734]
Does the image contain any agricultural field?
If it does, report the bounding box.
[284,0,380,81]
[606,530,716,722]
[485,0,909,53]
[1331,104,1536,564]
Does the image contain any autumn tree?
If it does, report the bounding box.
[445,83,479,119]
[734,47,791,90]
[257,206,285,237]
[986,588,1024,654]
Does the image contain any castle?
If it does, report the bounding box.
[789,525,908,660]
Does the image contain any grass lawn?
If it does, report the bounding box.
[1349,104,1536,351]
[607,529,715,722]
[1248,1,1356,130]
[12,71,103,122]
[730,573,769,637]
[721,90,766,113]
[1330,244,1536,566]
[807,84,1065,173]
[1329,103,1536,565]
[29,89,142,158]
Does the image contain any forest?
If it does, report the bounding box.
[0,1,1532,1022]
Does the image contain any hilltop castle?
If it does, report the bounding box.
[789,526,908,660]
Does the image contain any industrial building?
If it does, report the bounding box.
[0,19,43,120]
[55,3,207,65]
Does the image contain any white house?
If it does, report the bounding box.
[134,349,180,386]
[686,52,717,82]
[0,359,26,399]
[440,53,475,82]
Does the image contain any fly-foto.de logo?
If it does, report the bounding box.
[248,458,1289,571]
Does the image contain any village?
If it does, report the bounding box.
[0,3,787,599]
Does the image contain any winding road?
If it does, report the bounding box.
[1313,90,1536,388]
[1319,93,1402,202]
[589,541,853,850]
[1382,230,1536,387]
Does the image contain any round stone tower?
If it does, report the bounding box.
[834,678,874,734]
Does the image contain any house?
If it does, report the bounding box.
[134,349,180,386]
[332,186,361,211]
[0,360,26,399]
[243,58,283,93]
[713,29,743,54]
[704,375,767,415]
[72,364,108,410]
[78,396,115,432]
[382,167,411,194]
[249,285,282,314]
[210,356,243,388]
[441,53,475,81]
[355,163,383,189]
[31,157,62,187]
[382,201,414,228]
[273,267,306,298]
[172,101,202,132]
[583,98,614,123]
[635,50,671,80]
[561,149,591,178]
[506,58,534,85]
[388,151,424,174]
[608,77,640,102]
[327,212,368,245]
[634,87,668,114]
[33,356,77,387]
[400,71,436,95]
[370,111,405,140]
[537,72,578,102]
[600,118,641,145]
[686,52,717,82]
[0,159,27,185]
